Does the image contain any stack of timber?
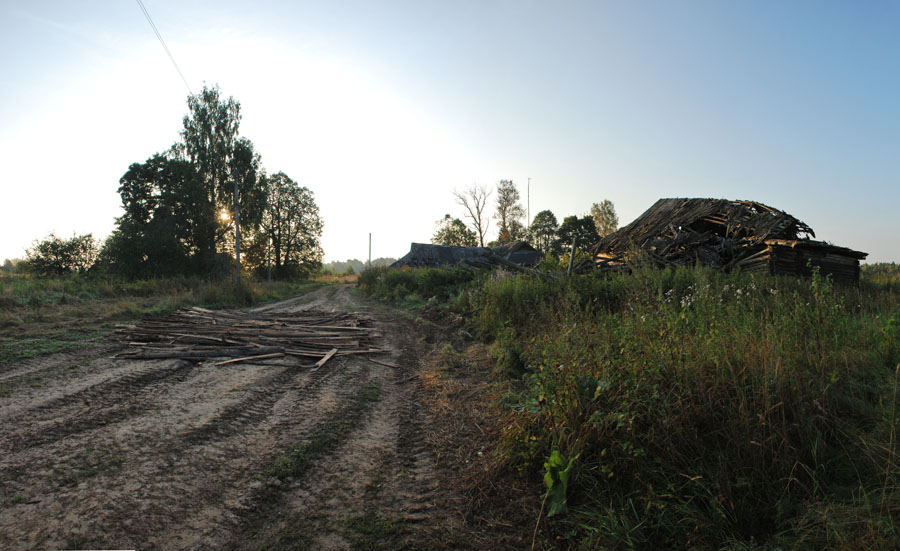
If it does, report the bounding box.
[585,198,867,282]
[115,307,386,367]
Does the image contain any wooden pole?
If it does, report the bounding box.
[527,177,530,229]
[234,175,241,286]
[567,236,577,276]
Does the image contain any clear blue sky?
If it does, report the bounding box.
[1,0,898,263]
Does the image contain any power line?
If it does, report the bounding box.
[135,0,193,95]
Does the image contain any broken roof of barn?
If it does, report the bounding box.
[588,198,867,281]
[391,241,543,269]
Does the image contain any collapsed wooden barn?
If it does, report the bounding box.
[391,241,544,271]
[588,198,867,282]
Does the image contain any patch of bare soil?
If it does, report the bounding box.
[0,285,532,550]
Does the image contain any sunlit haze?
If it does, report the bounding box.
[2,1,898,263]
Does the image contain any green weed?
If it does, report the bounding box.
[342,512,407,550]
[358,266,475,306]
[362,264,900,549]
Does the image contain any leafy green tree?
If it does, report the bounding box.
[225,137,268,279]
[227,139,267,231]
[25,233,99,276]
[432,214,478,246]
[590,199,619,237]
[178,85,243,259]
[1,258,22,273]
[102,154,215,277]
[252,172,323,278]
[104,84,323,280]
[557,215,601,253]
[494,179,526,244]
[528,210,559,254]
[180,85,241,202]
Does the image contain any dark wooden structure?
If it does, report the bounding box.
[391,241,543,270]
[588,198,867,282]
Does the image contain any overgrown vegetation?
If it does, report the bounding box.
[0,272,321,363]
[361,265,900,549]
[357,266,476,306]
[22,233,100,276]
[861,262,900,286]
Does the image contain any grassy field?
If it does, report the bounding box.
[0,273,322,364]
[361,265,900,550]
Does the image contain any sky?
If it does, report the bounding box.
[1,0,898,264]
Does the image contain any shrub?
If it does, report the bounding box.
[358,266,476,305]
[24,233,100,276]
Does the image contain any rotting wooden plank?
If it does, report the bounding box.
[116,346,284,360]
[366,357,400,369]
[313,348,338,370]
[213,352,286,366]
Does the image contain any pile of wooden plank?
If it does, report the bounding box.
[115,307,386,368]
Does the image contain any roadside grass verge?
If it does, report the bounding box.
[361,264,900,549]
[0,326,109,366]
[0,273,323,364]
[313,272,358,285]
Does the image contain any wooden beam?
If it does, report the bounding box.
[313,348,338,370]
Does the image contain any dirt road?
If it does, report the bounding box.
[0,285,478,550]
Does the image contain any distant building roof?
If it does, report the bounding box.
[391,241,543,269]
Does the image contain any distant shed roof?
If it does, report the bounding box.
[391,243,491,268]
[391,241,543,269]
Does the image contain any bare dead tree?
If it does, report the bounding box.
[452,184,492,247]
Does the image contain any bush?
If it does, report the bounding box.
[358,266,476,305]
[24,233,99,276]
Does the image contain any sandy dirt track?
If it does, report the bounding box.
[0,285,472,550]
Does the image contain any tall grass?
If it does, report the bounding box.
[362,264,900,548]
[358,265,476,306]
[474,267,900,549]
[0,272,321,334]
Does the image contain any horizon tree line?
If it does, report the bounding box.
[434,180,618,258]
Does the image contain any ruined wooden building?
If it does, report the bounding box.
[392,241,543,270]
[588,198,867,282]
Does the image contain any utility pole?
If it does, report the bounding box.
[266,235,271,282]
[234,175,241,286]
[527,177,530,229]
